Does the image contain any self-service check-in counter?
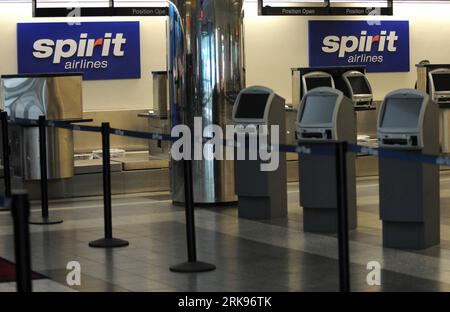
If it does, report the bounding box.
[416,64,450,154]
[297,87,357,232]
[342,70,374,109]
[429,68,450,154]
[0,74,83,180]
[302,71,335,94]
[378,89,440,249]
[232,86,287,219]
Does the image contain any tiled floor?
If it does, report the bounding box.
[1,174,450,292]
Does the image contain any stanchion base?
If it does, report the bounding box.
[170,261,216,273]
[29,217,63,225]
[89,238,129,248]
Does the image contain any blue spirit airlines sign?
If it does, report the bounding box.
[308,21,410,72]
[17,22,141,80]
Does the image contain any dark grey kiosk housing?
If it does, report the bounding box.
[232,86,287,220]
[377,89,440,250]
[296,87,357,233]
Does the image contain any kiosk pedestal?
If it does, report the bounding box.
[235,153,287,219]
[380,157,439,249]
[300,148,357,232]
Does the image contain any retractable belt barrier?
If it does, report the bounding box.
[6,116,450,292]
[7,116,450,167]
[7,116,450,168]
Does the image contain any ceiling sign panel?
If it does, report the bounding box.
[32,0,168,17]
[258,0,394,16]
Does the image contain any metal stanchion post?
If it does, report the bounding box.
[335,141,351,292]
[170,159,216,273]
[11,190,32,292]
[89,122,129,248]
[29,116,63,225]
[0,111,11,211]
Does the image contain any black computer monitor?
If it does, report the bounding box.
[347,76,371,95]
[381,97,423,130]
[431,73,450,92]
[300,94,338,126]
[234,93,270,119]
[305,76,333,91]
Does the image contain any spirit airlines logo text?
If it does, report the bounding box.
[32,33,127,70]
[321,31,399,64]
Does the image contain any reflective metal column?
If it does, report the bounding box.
[169,0,245,205]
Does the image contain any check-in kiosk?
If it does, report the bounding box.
[296,87,357,232]
[342,70,374,109]
[232,86,287,219]
[429,68,450,105]
[377,89,440,249]
[292,66,366,109]
[302,71,335,95]
[417,64,450,153]
[429,69,450,152]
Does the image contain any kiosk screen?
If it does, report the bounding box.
[305,77,333,91]
[300,94,337,125]
[381,98,423,129]
[235,93,270,119]
[347,76,371,95]
[432,73,450,92]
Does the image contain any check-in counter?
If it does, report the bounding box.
[138,71,170,159]
[0,73,83,180]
